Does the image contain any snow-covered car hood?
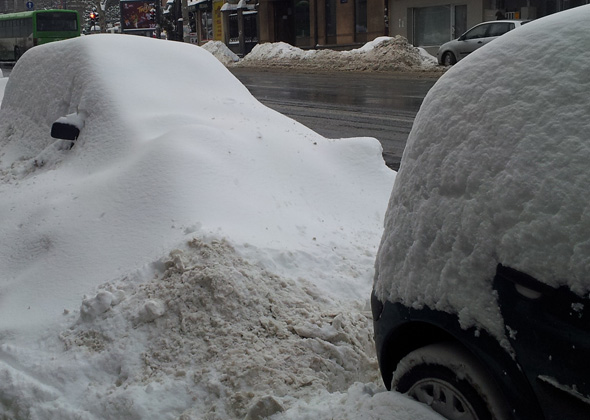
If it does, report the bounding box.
[374,5,590,341]
[0,34,395,335]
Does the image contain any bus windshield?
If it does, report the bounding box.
[36,12,78,32]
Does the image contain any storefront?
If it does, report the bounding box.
[389,0,589,54]
[221,0,258,55]
[188,0,225,44]
[256,0,385,48]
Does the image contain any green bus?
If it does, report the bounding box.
[0,9,80,61]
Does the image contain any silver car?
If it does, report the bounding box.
[437,20,530,66]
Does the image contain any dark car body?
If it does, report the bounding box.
[372,264,590,420]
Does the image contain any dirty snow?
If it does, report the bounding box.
[0,34,444,419]
[204,36,441,73]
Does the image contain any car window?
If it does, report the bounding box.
[487,22,515,37]
[463,24,488,40]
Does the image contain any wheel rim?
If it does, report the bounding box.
[443,53,453,66]
[408,378,479,420]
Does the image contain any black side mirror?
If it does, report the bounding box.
[51,121,80,140]
[51,112,86,141]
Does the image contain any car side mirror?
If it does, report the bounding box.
[51,121,80,140]
[51,112,86,141]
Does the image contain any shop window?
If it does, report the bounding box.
[243,11,258,43]
[325,0,336,38]
[229,13,238,44]
[295,0,310,38]
[355,0,367,34]
[200,10,213,40]
[413,5,450,46]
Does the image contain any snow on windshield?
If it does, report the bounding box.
[0,34,444,419]
[374,5,590,342]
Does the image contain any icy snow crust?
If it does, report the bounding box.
[0,35,442,419]
[374,6,590,340]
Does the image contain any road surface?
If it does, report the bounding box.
[230,68,439,170]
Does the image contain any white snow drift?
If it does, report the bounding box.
[0,35,444,419]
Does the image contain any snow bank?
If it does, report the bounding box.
[374,5,590,340]
[0,34,393,334]
[235,37,441,72]
[0,34,420,419]
[201,40,240,66]
[2,238,372,419]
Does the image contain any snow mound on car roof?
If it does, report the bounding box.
[374,6,590,340]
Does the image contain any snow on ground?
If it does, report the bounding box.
[203,36,442,73]
[0,35,443,419]
[201,41,240,66]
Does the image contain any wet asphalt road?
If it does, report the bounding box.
[230,67,440,170]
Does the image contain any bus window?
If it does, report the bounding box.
[36,12,79,32]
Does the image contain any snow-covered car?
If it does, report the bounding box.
[373,6,590,420]
[437,19,530,66]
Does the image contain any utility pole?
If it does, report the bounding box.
[174,0,183,41]
[182,0,189,42]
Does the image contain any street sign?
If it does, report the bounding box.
[26,1,34,9]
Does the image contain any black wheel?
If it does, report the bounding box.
[442,52,456,66]
[393,342,509,420]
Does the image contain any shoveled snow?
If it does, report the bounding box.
[204,36,441,73]
[374,5,590,342]
[201,40,240,66]
[0,34,444,419]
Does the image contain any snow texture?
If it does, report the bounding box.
[201,40,240,66]
[374,5,590,341]
[204,36,441,73]
[0,34,445,419]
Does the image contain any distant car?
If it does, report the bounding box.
[373,6,590,420]
[437,19,530,66]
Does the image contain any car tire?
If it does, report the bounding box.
[392,342,509,420]
[442,52,456,66]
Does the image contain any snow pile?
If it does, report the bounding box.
[0,34,443,420]
[0,34,393,334]
[235,37,440,72]
[201,40,240,65]
[374,5,590,341]
[50,238,377,419]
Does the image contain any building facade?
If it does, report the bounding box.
[388,0,590,54]
[224,0,588,56]
[256,0,387,48]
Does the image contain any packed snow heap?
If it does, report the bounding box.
[0,34,447,420]
[203,36,440,72]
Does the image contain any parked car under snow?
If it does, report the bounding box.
[373,6,590,420]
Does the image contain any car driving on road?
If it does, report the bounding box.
[374,6,590,420]
[437,19,530,66]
